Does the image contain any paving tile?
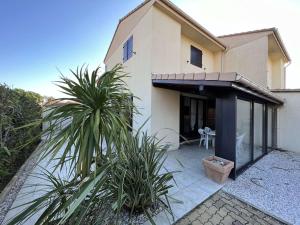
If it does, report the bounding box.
[175,191,286,225]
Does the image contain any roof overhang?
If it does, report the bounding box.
[154,0,226,52]
[268,28,291,63]
[152,72,284,105]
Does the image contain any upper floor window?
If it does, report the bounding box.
[190,45,202,68]
[123,36,133,62]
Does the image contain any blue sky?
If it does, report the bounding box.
[0,0,140,96]
[1,0,300,97]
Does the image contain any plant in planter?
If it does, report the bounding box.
[7,64,175,225]
[202,156,234,184]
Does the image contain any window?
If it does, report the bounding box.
[123,36,133,62]
[190,45,202,68]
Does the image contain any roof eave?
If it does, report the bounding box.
[157,0,226,50]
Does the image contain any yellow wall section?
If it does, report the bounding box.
[106,8,154,133]
[272,58,285,89]
[223,36,268,87]
[180,35,215,73]
[151,6,181,73]
[151,6,181,149]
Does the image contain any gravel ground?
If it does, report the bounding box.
[224,150,300,225]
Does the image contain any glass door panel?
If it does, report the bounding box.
[267,107,273,152]
[253,103,264,160]
[236,99,252,170]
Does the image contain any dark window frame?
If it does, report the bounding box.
[190,45,202,68]
[123,36,133,62]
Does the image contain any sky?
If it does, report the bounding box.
[0,0,300,97]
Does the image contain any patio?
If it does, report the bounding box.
[2,143,226,225]
[144,143,226,225]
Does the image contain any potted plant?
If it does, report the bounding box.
[202,156,234,184]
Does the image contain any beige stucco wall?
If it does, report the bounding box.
[267,57,272,89]
[276,92,300,153]
[223,36,268,87]
[106,8,154,133]
[104,0,153,63]
[151,6,181,149]
[105,6,183,149]
[151,88,180,149]
[271,58,285,89]
[180,35,216,73]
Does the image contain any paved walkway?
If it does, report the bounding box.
[175,191,285,225]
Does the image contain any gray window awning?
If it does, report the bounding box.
[152,72,284,105]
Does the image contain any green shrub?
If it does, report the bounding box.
[0,84,42,189]
[110,130,173,213]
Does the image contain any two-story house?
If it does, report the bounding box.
[104,0,291,178]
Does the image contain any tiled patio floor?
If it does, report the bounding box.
[144,143,227,225]
[3,143,225,225]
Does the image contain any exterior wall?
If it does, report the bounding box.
[267,57,285,89]
[271,59,285,89]
[267,57,272,89]
[106,8,154,133]
[223,36,268,87]
[276,92,300,153]
[180,35,216,73]
[151,6,181,149]
[104,0,153,63]
[213,51,222,72]
[151,88,180,149]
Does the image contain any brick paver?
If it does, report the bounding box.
[175,191,286,225]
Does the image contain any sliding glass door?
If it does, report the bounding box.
[236,99,252,170]
[180,96,205,141]
[236,98,276,173]
[253,103,264,160]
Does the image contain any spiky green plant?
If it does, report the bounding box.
[40,64,135,178]
[7,64,176,225]
[110,129,174,214]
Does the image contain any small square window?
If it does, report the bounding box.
[190,46,202,68]
[123,36,133,62]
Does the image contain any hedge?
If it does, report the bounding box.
[0,84,42,191]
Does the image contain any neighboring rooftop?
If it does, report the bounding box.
[218,27,291,62]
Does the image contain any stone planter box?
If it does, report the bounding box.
[202,156,234,184]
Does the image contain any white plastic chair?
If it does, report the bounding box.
[198,128,206,147]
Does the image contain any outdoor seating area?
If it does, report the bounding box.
[198,127,216,149]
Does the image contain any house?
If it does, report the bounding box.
[104,0,293,178]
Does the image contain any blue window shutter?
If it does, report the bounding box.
[123,41,128,62]
[128,36,133,59]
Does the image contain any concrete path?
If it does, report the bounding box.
[224,150,300,225]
